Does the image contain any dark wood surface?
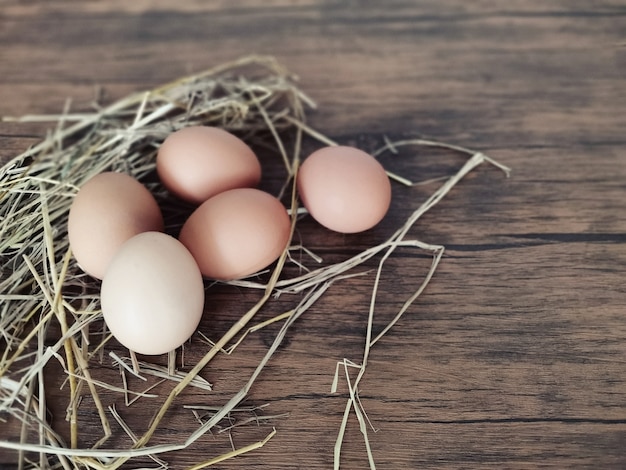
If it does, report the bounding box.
[1,1,626,468]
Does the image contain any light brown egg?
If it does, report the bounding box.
[100,232,205,355]
[179,188,291,280]
[156,126,261,204]
[296,146,391,233]
[67,172,164,280]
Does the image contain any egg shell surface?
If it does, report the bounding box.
[67,171,164,280]
[156,126,261,204]
[296,146,391,233]
[100,232,205,355]
[179,188,291,280]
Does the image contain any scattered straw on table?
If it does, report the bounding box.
[0,56,509,470]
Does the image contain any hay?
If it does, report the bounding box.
[0,55,509,469]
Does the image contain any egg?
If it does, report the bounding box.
[67,171,164,279]
[100,232,205,355]
[296,146,391,233]
[179,188,291,280]
[156,126,262,204]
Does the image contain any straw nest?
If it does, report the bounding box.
[0,56,509,469]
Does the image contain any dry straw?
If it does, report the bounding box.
[0,55,509,469]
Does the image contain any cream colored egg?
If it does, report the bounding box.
[179,188,291,281]
[100,232,205,355]
[156,126,261,204]
[67,172,164,280]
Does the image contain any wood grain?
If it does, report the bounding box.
[1,1,625,468]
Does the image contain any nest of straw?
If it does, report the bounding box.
[0,56,509,469]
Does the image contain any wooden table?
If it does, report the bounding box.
[1,1,625,468]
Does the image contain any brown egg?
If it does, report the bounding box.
[67,172,164,279]
[156,126,261,204]
[179,188,291,280]
[101,232,205,355]
[296,146,391,233]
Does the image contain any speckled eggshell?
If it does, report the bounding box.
[156,126,262,204]
[296,146,391,233]
[179,188,291,281]
[67,171,164,280]
[100,232,205,355]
